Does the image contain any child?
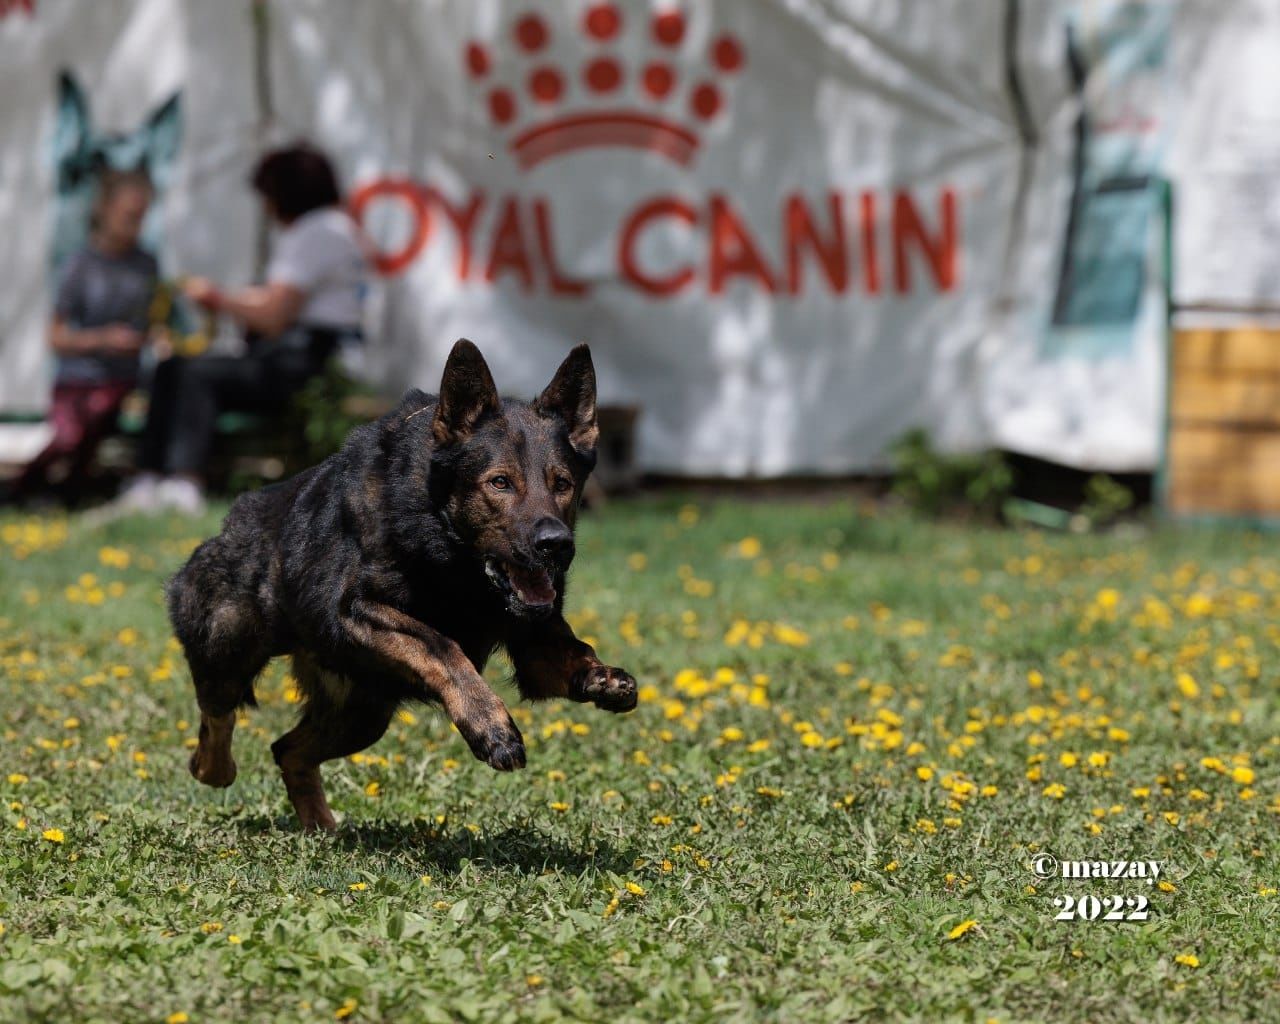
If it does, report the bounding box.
[19,169,157,495]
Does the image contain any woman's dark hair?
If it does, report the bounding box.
[250,143,342,224]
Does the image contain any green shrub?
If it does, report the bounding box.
[889,428,1013,518]
[292,360,382,465]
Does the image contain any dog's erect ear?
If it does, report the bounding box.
[433,339,501,446]
[143,92,183,188]
[54,70,90,174]
[534,344,598,457]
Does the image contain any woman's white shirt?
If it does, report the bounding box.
[266,208,370,330]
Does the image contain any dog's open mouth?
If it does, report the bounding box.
[484,556,557,612]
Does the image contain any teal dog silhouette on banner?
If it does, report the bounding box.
[51,69,182,276]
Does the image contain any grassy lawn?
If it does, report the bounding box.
[1,497,1278,1022]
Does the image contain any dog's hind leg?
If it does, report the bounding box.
[186,634,270,787]
[170,574,273,789]
[270,656,396,831]
[190,708,240,788]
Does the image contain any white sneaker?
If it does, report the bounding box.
[156,477,207,517]
[82,474,162,526]
[115,474,164,512]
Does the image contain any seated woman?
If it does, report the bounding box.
[18,170,157,497]
[122,143,370,514]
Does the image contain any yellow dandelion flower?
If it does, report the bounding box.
[166,1014,190,1024]
[1232,766,1255,785]
[916,766,934,782]
[735,537,762,559]
[348,882,368,891]
[1176,673,1200,699]
[625,882,646,895]
[946,919,978,941]
[335,998,358,1019]
[1158,881,1176,893]
[772,623,810,646]
[200,922,223,934]
[526,974,544,987]
[7,774,27,785]
[1174,953,1200,968]
[227,935,243,944]
[42,828,64,843]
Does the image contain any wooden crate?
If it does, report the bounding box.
[1165,327,1280,518]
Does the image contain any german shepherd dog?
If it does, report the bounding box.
[167,341,637,830]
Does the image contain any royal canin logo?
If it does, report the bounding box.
[350,4,959,299]
[463,7,743,169]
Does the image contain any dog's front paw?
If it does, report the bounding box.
[572,665,638,713]
[465,715,527,772]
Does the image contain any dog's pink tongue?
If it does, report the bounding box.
[509,564,555,606]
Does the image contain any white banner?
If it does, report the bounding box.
[1,1,1270,474]
[0,0,257,411]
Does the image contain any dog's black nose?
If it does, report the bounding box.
[532,518,574,564]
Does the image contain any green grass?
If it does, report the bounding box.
[1,497,1278,1023]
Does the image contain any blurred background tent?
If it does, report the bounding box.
[0,0,1274,478]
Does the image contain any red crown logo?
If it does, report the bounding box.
[465,5,745,169]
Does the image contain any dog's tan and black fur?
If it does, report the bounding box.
[167,341,637,830]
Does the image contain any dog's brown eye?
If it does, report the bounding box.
[490,475,511,490]
[553,476,573,494]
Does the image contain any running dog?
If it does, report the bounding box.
[167,340,637,830]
